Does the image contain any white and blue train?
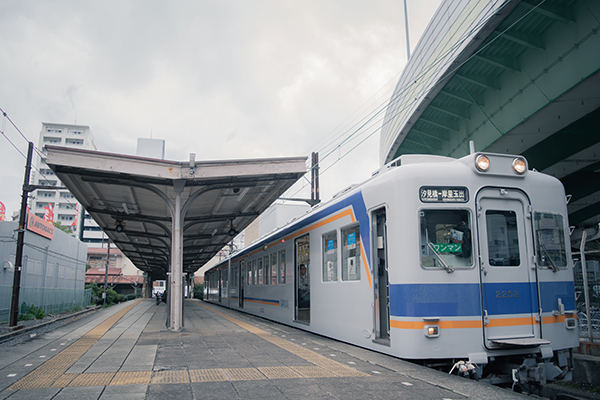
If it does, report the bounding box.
[204,151,578,389]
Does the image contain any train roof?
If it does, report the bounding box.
[207,151,534,273]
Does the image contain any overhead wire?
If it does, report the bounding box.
[0,108,79,216]
[279,0,519,204]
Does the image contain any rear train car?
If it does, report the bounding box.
[204,152,578,389]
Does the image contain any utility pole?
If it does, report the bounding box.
[280,152,321,207]
[9,142,33,327]
[104,238,110,306]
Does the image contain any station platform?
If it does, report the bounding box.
[0,299,528,400]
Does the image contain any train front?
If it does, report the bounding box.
[382,152,579,390]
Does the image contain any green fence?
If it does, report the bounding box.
[0,286,92,324]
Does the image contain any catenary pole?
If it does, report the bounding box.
[9,142,34,327]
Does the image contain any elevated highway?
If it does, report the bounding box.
[381,0,600,243]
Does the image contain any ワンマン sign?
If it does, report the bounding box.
[27,212,54,239]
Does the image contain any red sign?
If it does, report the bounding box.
[0,201,5,221]
[44,203,54,222]
[26,212,54,239]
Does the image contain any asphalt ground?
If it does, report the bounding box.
[0,299,530,400]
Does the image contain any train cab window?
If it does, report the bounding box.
[278,250,286,284]
[322,231,338,282]
[534,212,567,270]
[420,210,473,269]
[486,210,520,266]
[341,224,361,281]
[271,253,278,284]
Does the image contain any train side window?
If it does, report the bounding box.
[534,212,567,270]
[258,257,264,285]
[420,209,473,269]
[271,252,278,284]
[263,256,270,285]
[252,259,257,285]
[322,231,338,282]
[279,250,286,284]
[341,224,361,281]
[231,263,238,288]
[486,210,520,266]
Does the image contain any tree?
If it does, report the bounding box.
[53,221,73,234]
[193,283,204,300]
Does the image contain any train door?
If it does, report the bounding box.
[239,260,245,308]
[476,188,540,348]
[372,208,390,344]
[295,234,310,324]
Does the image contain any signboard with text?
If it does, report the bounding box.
[26,212,54,239]
[420,187,469,203]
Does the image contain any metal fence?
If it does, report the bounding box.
[0,286,92,324]
[573,250,600,343]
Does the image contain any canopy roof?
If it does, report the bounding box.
[45,146,307,279]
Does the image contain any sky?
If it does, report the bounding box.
[0,0,442,220]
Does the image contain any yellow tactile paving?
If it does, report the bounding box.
[8,300,142,390]
[151,370,190,384]
[9,300,373,392]
[68,372,115,387]
[110,371,152,386]
[224,368,267,381]
[189,368,228,383]
[258,366,302,379]
[291,366,337,378]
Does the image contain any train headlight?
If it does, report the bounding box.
[512,158,527,174]
[475,155,490,172]
[424,325,440,338]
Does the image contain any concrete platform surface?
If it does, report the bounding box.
[0,299,530,400]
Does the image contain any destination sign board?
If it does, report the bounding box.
[420,187,468,203]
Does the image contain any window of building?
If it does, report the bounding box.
[341,224,361,281]
[322,231,338,282]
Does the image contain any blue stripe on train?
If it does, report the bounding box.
[237,191,371,269]
[389,281,575,318]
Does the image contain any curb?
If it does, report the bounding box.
[0,306,100,343]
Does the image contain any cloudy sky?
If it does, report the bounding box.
[0,0,442,219]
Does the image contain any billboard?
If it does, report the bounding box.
[26,212,54,240]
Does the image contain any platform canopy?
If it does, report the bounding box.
[45,145,307,280]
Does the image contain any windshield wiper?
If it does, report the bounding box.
[427,243,454,273]
[539,242,558,273]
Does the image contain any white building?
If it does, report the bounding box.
[32,123,97,238]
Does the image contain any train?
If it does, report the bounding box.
[204,151,578,390]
